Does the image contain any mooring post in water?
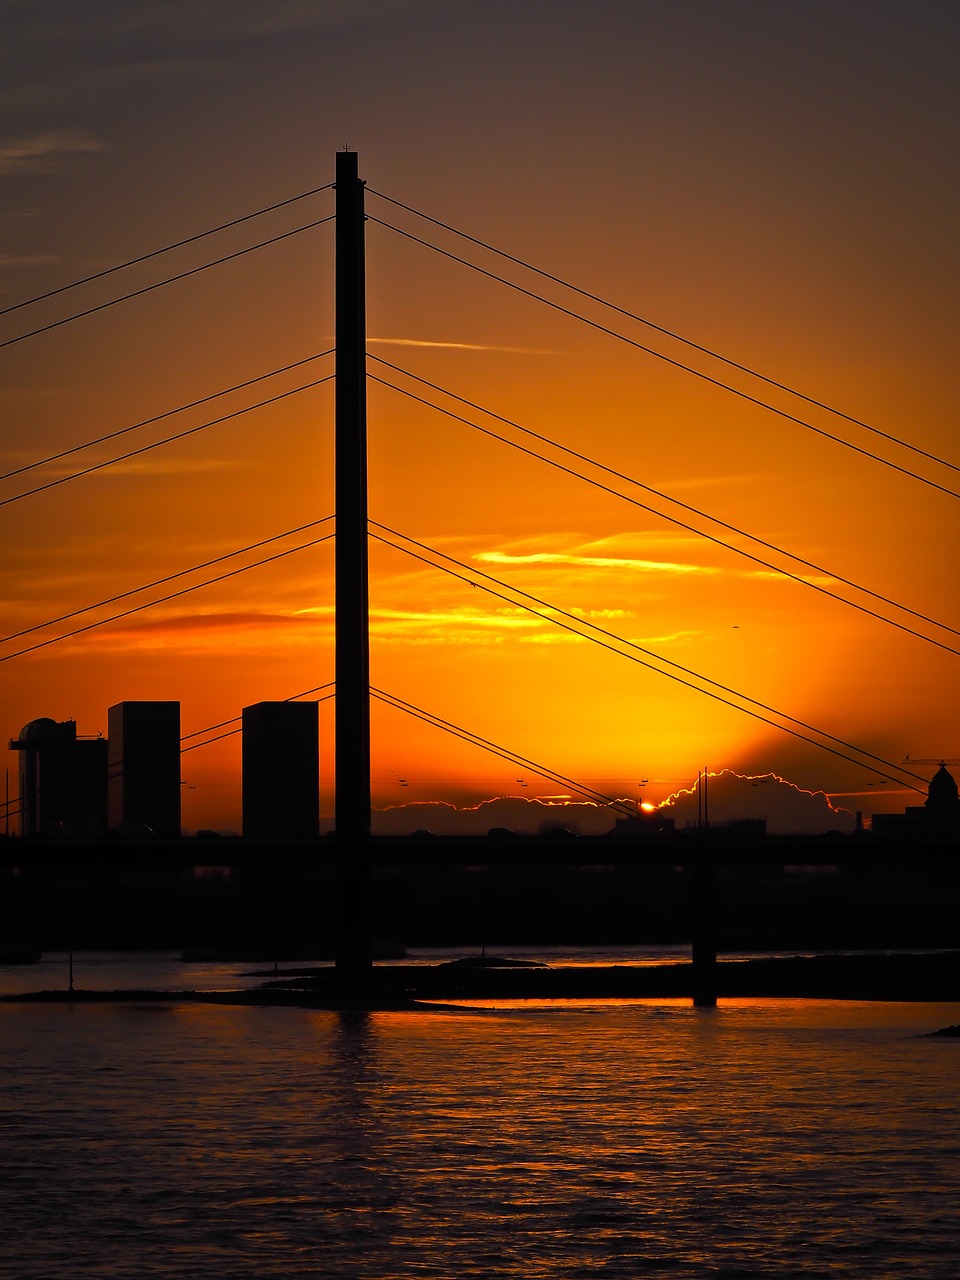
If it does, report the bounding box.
[334,149,372,979]
[691,857,718,1007]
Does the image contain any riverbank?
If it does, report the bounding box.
[3,949,959,1007]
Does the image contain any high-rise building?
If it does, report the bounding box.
[107,701,181,837]
[9,718,108,837]
[242,701,319,839]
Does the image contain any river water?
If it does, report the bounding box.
[1,951,958,1278]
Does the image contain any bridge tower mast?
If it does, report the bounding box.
[334,150,372,976]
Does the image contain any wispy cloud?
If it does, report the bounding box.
[477,550,712,576]
[20,454,247,480]
[1,3,436,117]
[578,531,711,552]
[88,455,245,479]
[60,609,335,655]
[0,252,57,269]
[365,603,696,649]
[635,630,702,646]
[476,541,833,586]
[134,604,547,652]
[372,605,535,626]
[368,336,563,355]
[568,607,632,620]
[52,1,433,43]
[107,611,316,636]
[372,795,621,837]
[484,530,706,559]
[0,131,106,175]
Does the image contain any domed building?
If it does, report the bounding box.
[925,764,960,814]
[9,718,108,837]
[873,762,960,840]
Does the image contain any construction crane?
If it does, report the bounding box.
[902,756,960,768]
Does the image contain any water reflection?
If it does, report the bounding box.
[0,1000,958,1278]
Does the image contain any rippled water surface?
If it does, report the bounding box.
[1,992,958,1278]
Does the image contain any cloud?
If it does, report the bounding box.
[2,2,432,63]
[368,336,563,355]
[475,542,834,586]
[584,531,713,552]
[77,1,432,41]
[50,610,335,654]
[373,605,537,629]
[0,252,57,269]
[0,131,106,175]
[366,603,692,649]
[478,550,713,576]
[80,455,245,479]
[0,4,435,119]
[0,452,248,481]
[656,769,856,836]
[568,607,632,620]
[636,630,701,646]
[371,773,857,838]
[369,604,546,645]
[372,795,623,837]
[109,611,312,635]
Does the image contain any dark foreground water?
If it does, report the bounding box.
[1,986,958,1279]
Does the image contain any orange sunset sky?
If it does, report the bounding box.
[1,1,957,834]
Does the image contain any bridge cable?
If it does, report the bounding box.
[370,526,926,795]
[369,373,960,658]
[371,519,928,787]
[181,682,620,819]
[181,688,336,755]
[180,682,335,746]
[369,355,960,645]
[0,373,335,509]
[0,216,335,353]
[367,215,960,502]
[371,687,637,818]
[366,187,959,479]
[0,532,335,665]
[0,517,335,647]
[0,184,335,320]
[0,350,334,483]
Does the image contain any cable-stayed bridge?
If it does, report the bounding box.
[2,152,957,997]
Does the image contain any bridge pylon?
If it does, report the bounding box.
[334,150,372,977]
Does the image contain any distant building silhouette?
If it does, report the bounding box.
[611,811,676,837]
[242,701,319,839]
[108,701,181,837]
[872,764,960,839]
[9,718,108,837]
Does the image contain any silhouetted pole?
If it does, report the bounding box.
[689,765,717,1004]
[334,150,372,977]
[703,766,710,828]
